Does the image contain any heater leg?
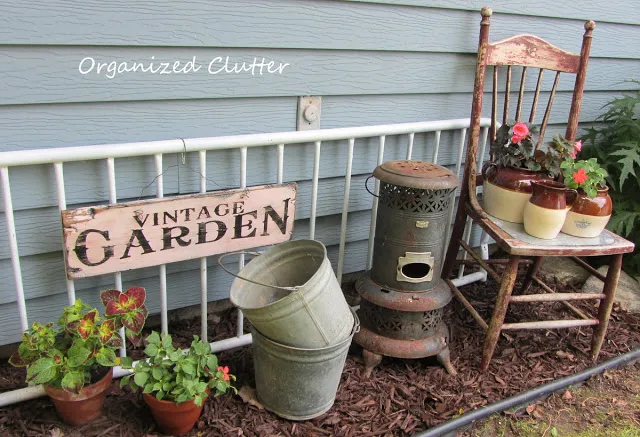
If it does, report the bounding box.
[362,349,383,378]
[436,348,457,375]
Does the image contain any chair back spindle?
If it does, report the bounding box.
[529,68,544,124]
[472,9,595,192]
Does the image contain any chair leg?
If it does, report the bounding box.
[443,206,469,279]
[481,255,520,371]
[591,254,623,361]
[520,256,544,293]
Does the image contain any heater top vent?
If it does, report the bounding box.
[372,160,459,190]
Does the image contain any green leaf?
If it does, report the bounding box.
[120,356,134,369]
[156,390,165,401]
[182,362,195,375]
[611,146,640,190]
[162,382,173,392]
[151,367,163,381]
[26,358,58,385]
[608,209,640,237]
[95,348,117,367]
[145,331,161,345]
[143,383,155,394]
[216,381,228,393]
[144,343,159,357]
[551,427,558,437]
[194,395,203,407]
[169,350,182,362]
[134,372,148,387]
[120,375,131,388]
[61,370,85,392]
[67,344,91,367]
[161,333,173,349]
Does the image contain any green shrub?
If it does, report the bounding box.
[580,82,640,274]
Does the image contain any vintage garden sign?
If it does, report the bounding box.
[61,184,297,279]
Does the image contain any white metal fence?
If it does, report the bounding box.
[0,117,491,406]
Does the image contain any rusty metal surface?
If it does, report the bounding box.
[372,160,459,190]
[356,273,452,311]
[371,180,456,291]
[359,300,444,340]
[354,324,449,359]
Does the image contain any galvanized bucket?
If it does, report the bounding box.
[252,309,359,420]
[224,240,354,348]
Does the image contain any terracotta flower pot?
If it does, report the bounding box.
[482,164,552,223]
[44,367,113,426]
[523,181,577,239]
[144,388,209,436]
[561,186,613,237]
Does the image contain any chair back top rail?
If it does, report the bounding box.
[486,34,581,73]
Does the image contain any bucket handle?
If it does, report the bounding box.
[217,251,301,292]
[364,175,380,198]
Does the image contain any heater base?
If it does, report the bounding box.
[355,324,456,377]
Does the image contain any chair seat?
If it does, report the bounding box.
[468,202,635,257]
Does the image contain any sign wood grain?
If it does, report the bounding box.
[62,184,297,279]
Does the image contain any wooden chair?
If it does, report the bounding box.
[442,7,635,371]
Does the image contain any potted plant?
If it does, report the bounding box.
[483,122,581,223]
[483,121,551,223]
[120,331,236,436]
[560,157,612,237]
[8,287,148,425]
[518,135,584,239]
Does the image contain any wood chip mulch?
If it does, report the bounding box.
[1,273,639,437]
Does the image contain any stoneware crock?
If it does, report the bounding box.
[523,181,577,239]
[561,186,613,237]
[482,164,552,223]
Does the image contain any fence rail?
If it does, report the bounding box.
[0,117,491,406]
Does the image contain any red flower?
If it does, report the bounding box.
[574,140,583,152]
[218,365,231,381]
[573,168,588,184]
[511,134,524,144]
[569,150,577,159]
[512,122,529,137]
